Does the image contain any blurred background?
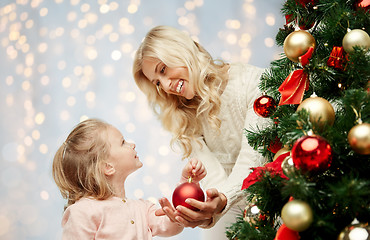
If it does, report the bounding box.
[0,0,285,239]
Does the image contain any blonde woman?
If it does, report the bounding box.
[133,25,268,239]
[53,119,206,239]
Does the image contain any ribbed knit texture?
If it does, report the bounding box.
[191,63,269,226]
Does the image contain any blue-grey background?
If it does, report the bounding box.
[0,0,285,239]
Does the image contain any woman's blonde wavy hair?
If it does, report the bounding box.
[52,119,114,210]
[133,25,227,159]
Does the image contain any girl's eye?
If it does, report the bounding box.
[160,65,166,73]
[156,81,160,86]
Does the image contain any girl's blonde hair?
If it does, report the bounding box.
[133,25,227,158]
[52,119,114,209]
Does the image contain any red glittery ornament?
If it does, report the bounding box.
[268,137,283,154]
[172,178,205,211]
[291,135,333,173]
[253,95,277,118]
[327,46,346,70]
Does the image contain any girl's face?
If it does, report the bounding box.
[105,126,142,178]
[141,57,195,100]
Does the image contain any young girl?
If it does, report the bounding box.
[133,25,268,239]
[52,118,206,239]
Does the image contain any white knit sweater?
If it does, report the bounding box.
[191,62,268,224]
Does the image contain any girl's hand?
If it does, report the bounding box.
[181,158,206,183]
[155,197,178,222]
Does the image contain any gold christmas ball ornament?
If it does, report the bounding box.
[348,123,370,155]
[338,221,370,240]
[284,30,316,62]
[281,199,313,232]
[243,204,261,225]
[281,156,296,176]
[297,95,335,129]
[342,29,370,53]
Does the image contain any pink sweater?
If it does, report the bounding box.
[61,197,183,240]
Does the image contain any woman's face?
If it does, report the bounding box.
[141,57,195,100]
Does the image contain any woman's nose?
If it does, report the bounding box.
[159,77,172,92]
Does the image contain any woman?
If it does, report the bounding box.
[132,25,268,239]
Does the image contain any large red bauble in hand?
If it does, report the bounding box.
[172,179,205,211]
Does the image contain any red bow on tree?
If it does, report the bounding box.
[274,223,301,240]
[242,152,290,190]
[278,47,314,105]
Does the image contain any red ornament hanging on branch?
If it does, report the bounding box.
[327,46,346,70]
[291,135,333,173]
[268,137,283,154]
[253,95,277,118]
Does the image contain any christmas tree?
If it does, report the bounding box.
[226,0,370,239]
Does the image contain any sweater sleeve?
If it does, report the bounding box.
[192,64,269,226]
[145,200,184,237]
[191,138,228,188]
[215,64,269,217]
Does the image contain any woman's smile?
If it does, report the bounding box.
[141,58,195,99]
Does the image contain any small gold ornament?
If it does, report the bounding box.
[273,147,290,161]
[297,95,335,129]
[281,199,313,232]
[342,29,370,53]
[284,30,316,62]
[281,156,295,176]
[243,203,261,225]
[348,123,370,155]
[338,220,370,240]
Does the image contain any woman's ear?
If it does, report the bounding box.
[103,162,115,176]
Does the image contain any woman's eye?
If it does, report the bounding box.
[156,81,160,86]
[160,65,166,73]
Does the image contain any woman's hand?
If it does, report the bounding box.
[181,158,207,183]
[156,188,227,228]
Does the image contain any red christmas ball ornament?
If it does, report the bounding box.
[172,177,205,211]
[253,95,277,118]
[291,135,333,173]
[268,137,283,154]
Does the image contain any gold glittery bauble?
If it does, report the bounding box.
[338,222,370,240]
[283,30,316,62]
[273,147,290,161]
[243,204,261,224]
[348,123,370,155]
[342,29,370,53]
[297,96,335,129]
[281,200,313,232]
[281,156,296,176]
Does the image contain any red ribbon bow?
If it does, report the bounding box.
[274,224,301,240]
[358,0,370,8]
[278,47,314,106]
[241,152,290,190]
